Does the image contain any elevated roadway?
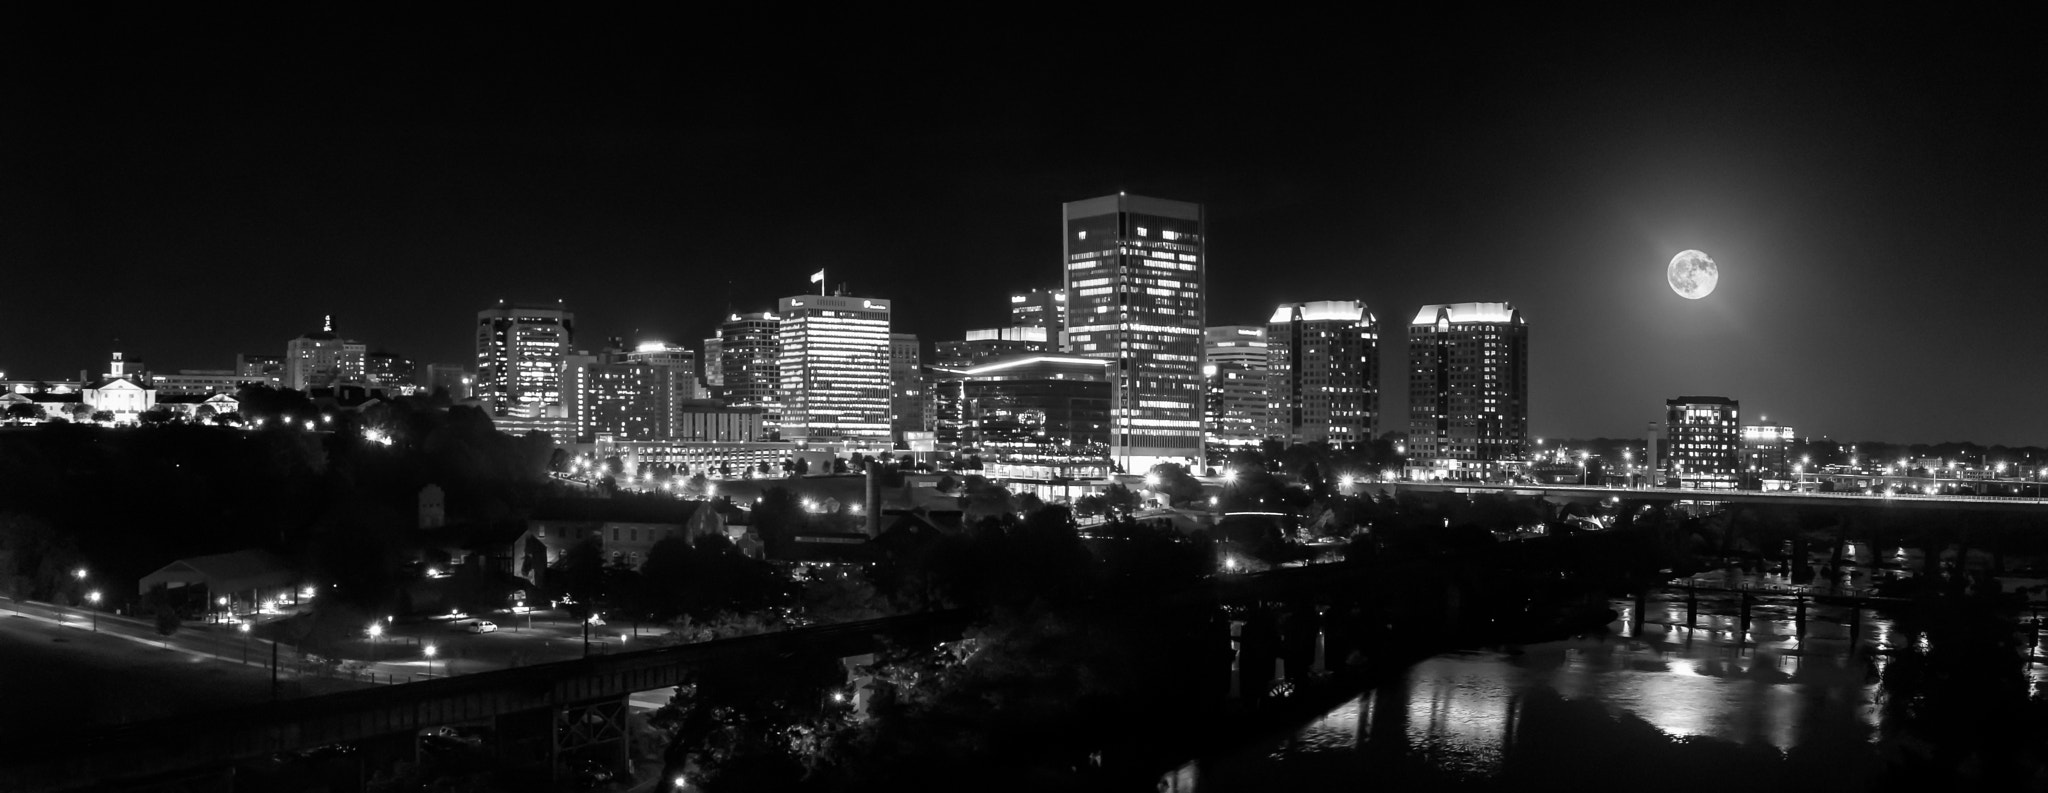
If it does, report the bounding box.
[1398,481,2048,513]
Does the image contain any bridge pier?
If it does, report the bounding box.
[1685,583,1697,628]
[1795,595,1807,638]
[1738,592,1753,643]
[551,696,630,785]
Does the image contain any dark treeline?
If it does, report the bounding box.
[0,397,557,609]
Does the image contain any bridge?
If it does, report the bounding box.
[1396,481,2048,513]
[1,609,971,793]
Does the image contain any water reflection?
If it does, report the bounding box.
[1179,595,1912,792]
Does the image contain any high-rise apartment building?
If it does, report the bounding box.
[1666,396,1742,489]
[1268,301,1379,446]
[890,333,923,444]
[1406,302,1528,480]
[284,315,366,391]
[700,336,724,390]
[560,340,704,442]
[715,312,780,417]
[475,302,574,416]
[1062,193,1205,470]
[1204,325,1272,450]
[776,294,892,448]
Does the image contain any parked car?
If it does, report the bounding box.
[465,620,497,634]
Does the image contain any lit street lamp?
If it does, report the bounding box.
[240,621,252,663]
[425,644,438,678]
[86,590,100,632]
[368,621,384,657]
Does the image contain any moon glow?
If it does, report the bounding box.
[1668,249,1718,299]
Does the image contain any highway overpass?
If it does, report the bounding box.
[1397,481,2048,513]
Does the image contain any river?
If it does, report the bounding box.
[1163,563,2048,791]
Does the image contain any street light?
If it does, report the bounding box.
[425,644,438,678]
[217,595,230,625]
[239,621,251,663]
[368,621,384,656]
[86,590,100,632]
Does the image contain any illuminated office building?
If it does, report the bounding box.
[714,312,780,421]
[1406,302,1528,480]
[285,315,366,391]
[1062,193,1205,471]
[935,326,1051,368]
[1010,287,1066,340]
[959,354,1112,449]
[1742,420,1796,482]
[1666,396,1741,489]
[1268,301,1379,446]
[475,302,574,416]
[776,294,892,448]
[365,351,416,394]
[1203,325,1271,450]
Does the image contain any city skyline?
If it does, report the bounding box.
[6,10,2046,444]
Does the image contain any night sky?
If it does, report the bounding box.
[5,9,2044,444]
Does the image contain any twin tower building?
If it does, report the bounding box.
[474,194,1529,480]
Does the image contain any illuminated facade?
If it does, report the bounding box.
[1061,193,1206,471]
[1268,301,1379,446]
[959,354,1112,449]
[1203,325,1272,450]
[236,354,284,388]
[1665,396,1741,489]
[935,325,1051,367]
[1406,302,1528,480]
[475,302,574,416]
[715,312,780,423]
[1742,421,1796,482]
[150,370,246,396]
[285,315,366,391]
[82,352,155,425]
[562,341,705,442]
[776,294,892,448]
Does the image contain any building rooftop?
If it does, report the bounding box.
[1411,302,1522,325]
[1270,300,1373,324]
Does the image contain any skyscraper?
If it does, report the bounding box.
[1268,301,1379,446]
[890,333,923,444]
[1406,302,1527,480]
[1204,325,1272,451]
[1010,287,1066,341]
[1062,193,1205,471]
[776,294,892,448]
[475,302,574,416]
[715,312,780,419]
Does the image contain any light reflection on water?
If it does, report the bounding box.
[1176,595,1916,792]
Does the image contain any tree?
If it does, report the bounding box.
[1146,462,1205,508]
[194,404,217,422]
[139,406,178,425]
[4,403,45,424]
[142,584,181,639]
[90,410,114,424]
[64,402,91,423]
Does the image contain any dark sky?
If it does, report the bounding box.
[5,9,2045,444]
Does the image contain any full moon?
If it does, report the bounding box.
[1667,249,1717,299]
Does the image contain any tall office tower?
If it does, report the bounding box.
[934,326,1052,368]
[890,333,924,444]
[1010,287,1067,339]
[715,312,781,418]
[1268,301,1379,446]
[1203,325,1273,451]
[236,353,285,388]
[1062,193,1205,471]
[365,351,416,394]
[622,341,703,401]
[1406,302,1528,480]
[1742,420,1796,483]
[475,302,575,416]
[1666,396,1742,489]
[776,294,892,448]
[284,315,367,391]
[701,336,724,390]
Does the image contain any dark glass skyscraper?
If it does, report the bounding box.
[1061,193,1205,471]
[1406,302,1527,480]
